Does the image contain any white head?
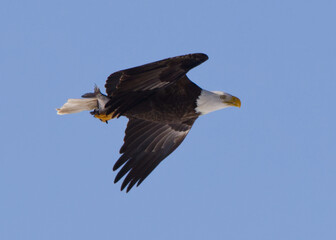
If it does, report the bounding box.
[195,90,241,115]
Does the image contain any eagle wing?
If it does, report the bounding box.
[105,53,208,95]
[104,53,208,117]
[113,118,196,192]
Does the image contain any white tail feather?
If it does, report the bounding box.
[56,98,98,115]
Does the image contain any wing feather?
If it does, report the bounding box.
[104,53,208,117]
[113,118,196,192]
[105,53,208,96]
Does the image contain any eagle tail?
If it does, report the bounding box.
[56,86,101,115]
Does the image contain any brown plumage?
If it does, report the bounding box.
[103,54,206,192]
[57,53,241,192]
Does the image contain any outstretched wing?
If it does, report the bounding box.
[105,53,208,96]
[113,118,196,192]
[104,53,208,118]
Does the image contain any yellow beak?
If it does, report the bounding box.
[229,96,241,108]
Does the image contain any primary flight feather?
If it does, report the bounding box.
[57,53,241,192]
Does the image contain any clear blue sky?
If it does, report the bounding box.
[1,0,335,239]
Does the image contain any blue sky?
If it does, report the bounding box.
[1,0,336,239]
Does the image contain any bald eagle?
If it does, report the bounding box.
[57,53,241,192]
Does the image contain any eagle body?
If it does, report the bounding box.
[115,76,201,123]
[57,53,241,192]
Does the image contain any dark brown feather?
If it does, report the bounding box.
[105,53,208,96]
[113,118,196,192]
[103,53,209,191]
[104,53,207,117]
